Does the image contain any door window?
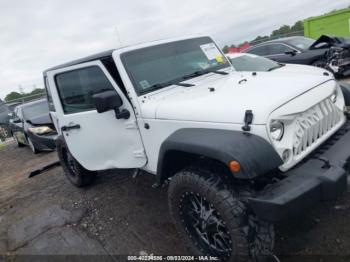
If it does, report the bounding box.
[247,45,270,56]
[269,44,294,55]
[55,66,115,114]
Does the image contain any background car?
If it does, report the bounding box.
[9,99,57,154]
[227,52,350,113]
[245,36,329,68]
[226,52,330,75]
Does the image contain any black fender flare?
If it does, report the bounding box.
[340,83,350,106]
[157,128,282,182]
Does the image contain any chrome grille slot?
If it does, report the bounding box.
[293,98,343,156]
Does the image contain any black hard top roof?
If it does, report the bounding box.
[43,49,115,74]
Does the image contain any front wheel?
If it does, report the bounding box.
[56,136,96,187]
[168,168,274,262]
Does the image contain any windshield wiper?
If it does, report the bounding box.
[146,68,229,93]
[267,64,285,71]
[147,80,194,93]
[209,69,229,75]
[181,68,229,81]
[182,70,207,80]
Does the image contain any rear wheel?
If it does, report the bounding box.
[56,136,96,187]
[168,167,274,262]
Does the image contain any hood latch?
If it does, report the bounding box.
[242,110,253,132]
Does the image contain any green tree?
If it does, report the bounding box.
[222,45,229,54]
[291,21,304,32]
[30,88,45,95]
[5,91,22,102]
[271,25,291,38]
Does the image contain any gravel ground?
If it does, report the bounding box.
[1,124,350,261]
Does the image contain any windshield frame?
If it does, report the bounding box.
[120,37,231,96]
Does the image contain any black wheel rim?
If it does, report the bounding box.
[179,192,232,260]
[65,150,79,177]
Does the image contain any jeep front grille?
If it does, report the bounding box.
[293,98,343,156]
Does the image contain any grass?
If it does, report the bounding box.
[0,143,5,151]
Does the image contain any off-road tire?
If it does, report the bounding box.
[168,167,274,262]
[56,136,96,187]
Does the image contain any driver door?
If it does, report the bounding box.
[46,61,147,171]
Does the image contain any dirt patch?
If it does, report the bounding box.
[0,142,350,260]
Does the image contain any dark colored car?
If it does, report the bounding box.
[0,100,11,125]
[245,36,329,68]
[9,99,57,154]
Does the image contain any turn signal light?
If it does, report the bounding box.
[229,160,241,173]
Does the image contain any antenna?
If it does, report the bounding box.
[115,26,123,48]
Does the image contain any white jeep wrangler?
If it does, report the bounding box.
[44,36,350,261]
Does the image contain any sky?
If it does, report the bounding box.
[0,0,349,99]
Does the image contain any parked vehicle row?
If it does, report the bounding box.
[40,35,350,261]
[245,35,350,77]
[9,99,57,154]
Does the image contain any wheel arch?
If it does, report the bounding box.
[157,128,283,184]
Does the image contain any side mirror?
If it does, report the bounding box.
[92,90,130,119]
[285,50,297,56]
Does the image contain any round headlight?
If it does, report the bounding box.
[330,91,337,103]
[270,120,284,141]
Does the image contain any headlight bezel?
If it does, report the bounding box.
[269,120,284,141]
[28,126,54,135]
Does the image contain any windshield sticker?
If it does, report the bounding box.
[198,62,210,69]
[139,80,150,89]
[215,55,224,63]
[200,43,222,61]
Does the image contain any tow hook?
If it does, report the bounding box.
[242,110,253,132]
[316,157,331,169]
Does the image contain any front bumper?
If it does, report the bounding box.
[27,132,58,151]
[249,121,350,222]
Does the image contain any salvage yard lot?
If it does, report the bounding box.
[1,130,350,260]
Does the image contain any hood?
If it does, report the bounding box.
[310,35,350,50]
[140,72,334,125]
[26,114,52,126]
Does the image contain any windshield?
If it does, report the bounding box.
[285,37,315,50]
[229,55,280,72]
[22,101,49,119]
[121,37,231,95]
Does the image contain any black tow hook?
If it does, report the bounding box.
[316,157,331,169]
[242,110,253,132]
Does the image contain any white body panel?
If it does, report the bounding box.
[45,36,345,175]
[46,61,147,171]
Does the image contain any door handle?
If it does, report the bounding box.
[61,124,81,132]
